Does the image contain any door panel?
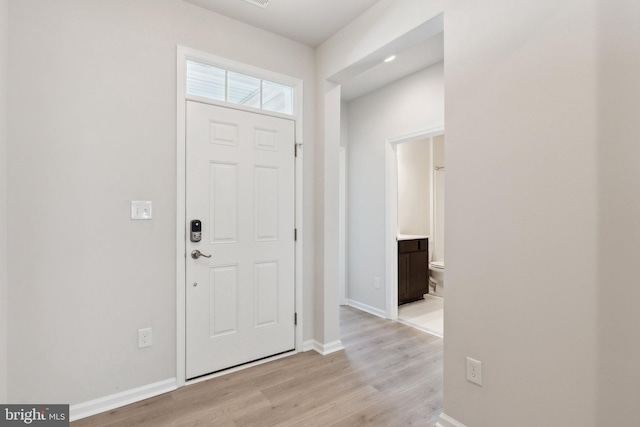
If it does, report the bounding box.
[254,261,279,327]
[254,166,279,241]
[186,101,295,379]
[209,264,239,337]
[210,162,239,244]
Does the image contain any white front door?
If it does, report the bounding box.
[185,101,296,380]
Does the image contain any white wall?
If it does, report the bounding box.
[443,1,599,425]
[432,135,444,261]
[314,82,341,346]
[0,0,8,404]
[596,0,640,424]
[347,63,444,312]
[397,138,430,236]
[6,0,315,405]
[339,101,349,304]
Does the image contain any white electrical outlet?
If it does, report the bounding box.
[466,357,482,385]
[138,328,152,348]
[373,277,381,289]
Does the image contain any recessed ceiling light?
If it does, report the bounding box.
[384,55,396,63]
[241,0,272,8]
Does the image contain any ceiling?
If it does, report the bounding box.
[340,31,444,101]
[182,0,382,47]
[183,0,444,101]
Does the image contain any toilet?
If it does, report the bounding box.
[429,260,445,297]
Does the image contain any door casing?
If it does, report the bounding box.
[176,46,305,387]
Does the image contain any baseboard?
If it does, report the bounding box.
[302,339,315,352]
[346,299,387,319]
[70,378,177,422]
[396,318,443,338]
[307,339,344,355]
[436,413,467,427]
[320,340,344,355]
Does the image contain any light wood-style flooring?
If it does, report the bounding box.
[72,306,443,426]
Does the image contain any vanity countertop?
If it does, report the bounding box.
[397,234,429,241]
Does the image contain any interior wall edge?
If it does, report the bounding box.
[0,0,9,405]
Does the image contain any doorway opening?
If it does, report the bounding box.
[393,132,445,337]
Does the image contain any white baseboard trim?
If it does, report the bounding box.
[396,318,444,338]
[70,378,177,422]
[346,299,387,319]
[308,339,344,355]
[436,413,467,427]
[302,339,315,352]
[320,340,344,355]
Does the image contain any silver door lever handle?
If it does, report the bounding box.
[191,250,212,259]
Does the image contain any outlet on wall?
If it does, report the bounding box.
[466,357,482,386]
[373,277,381,289]
[138,328,152,348]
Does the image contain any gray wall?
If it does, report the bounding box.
[346,63,444,311]
[444,0,600,425]
[596,0,640,424]
[6,0,315,405]
[0,0,8,404]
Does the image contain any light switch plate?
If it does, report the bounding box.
[131,201,152,220]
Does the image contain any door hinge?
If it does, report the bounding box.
[294,312,298,325]
[294,228,297,241]
[294,143,298,157]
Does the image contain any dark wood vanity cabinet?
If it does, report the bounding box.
[398,238,428,305]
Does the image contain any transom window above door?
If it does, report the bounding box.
[186,59,294,115]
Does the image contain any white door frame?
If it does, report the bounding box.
[385,126,444,320]
[176,46,305,387]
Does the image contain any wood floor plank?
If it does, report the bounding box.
[273,385,385,427]
[233,378,372,427]
[72,306,443,427]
